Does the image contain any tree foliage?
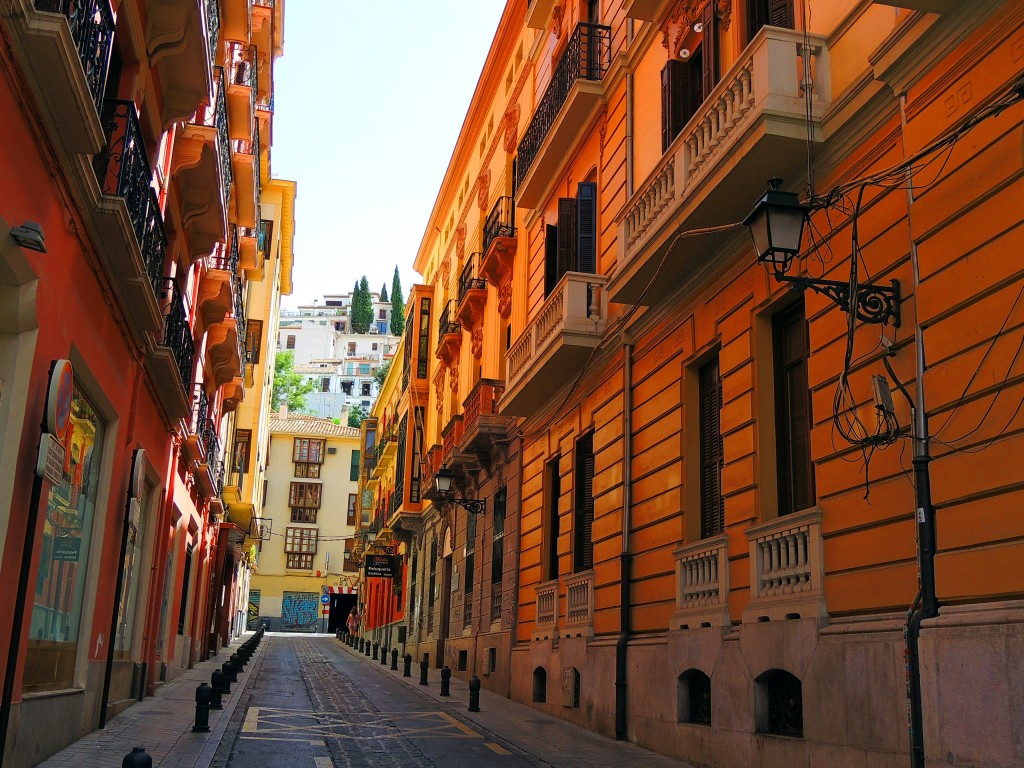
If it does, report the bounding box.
[390,266,405,337]
[351,275,373,333]
[380,283,388,303]
[374,359,391,389]
[347,404,367,428]
[271,351,315,411]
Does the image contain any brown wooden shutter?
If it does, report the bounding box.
[769,0,794,28]
[661,60,683,152]
[576,182,597,274]
[557,198,576,284]
[544,223,559,297]
[774,301,814,515]
[698,358,724,538]
[700,2,718,101]
[574,433,594,572]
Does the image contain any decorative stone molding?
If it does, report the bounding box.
[471,325,484,359]
[439,255,451,287]
[551,4,564,36]
[477,169,490,211]
[742,507,826,624]
[716,0,732,29]
[670,535,730,630]
[503,104,520,153]
[597,109,609,159]
[455,224,466,260]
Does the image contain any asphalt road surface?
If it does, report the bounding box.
[211,635,538,768]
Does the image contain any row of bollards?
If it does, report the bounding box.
[126,628,266,767]
[337,630,483,713]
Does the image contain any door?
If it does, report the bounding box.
[435,555,452,667]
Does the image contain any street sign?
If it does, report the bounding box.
[45,359,73,437]
[53,535,81,562]
[36,433,65,486]
[363,554,399,579]
[320,593,331,605]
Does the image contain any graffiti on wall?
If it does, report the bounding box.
[281,592,318,632]
[247,590,261,630]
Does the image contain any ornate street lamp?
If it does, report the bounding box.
[744,179,901,326]
[433,467,486,515]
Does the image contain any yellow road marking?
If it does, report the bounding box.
[438,711,482,738]
[485,742,511,755]
[242,707,261,733]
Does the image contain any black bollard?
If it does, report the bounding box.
[193,683,212,732]
[209,670,224,710]
[222,661,236,686]
[440,666,451,696]
[372,642,379,660]
[122,747,153,768]
[419,657,429,686]
[403,653,412,677]
[391,648,398,670]
[365,641,371,657]
[231,652,244,670]
[358,637,364,652]
[380,645,388,665]
[468,675,481,712]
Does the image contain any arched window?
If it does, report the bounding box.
[533,667,547,703]
[677,669,712,725]
[756,669,803,737]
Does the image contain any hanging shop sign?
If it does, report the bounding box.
[363,554,399,579]
[52,534,81,562]
[36,432,65,486]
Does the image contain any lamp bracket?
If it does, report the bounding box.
[441,495,486,515]
[776,275,901,327]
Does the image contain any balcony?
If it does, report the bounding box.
[525,0,557,29]
[92,98,167,336]
[195,412,222,500]
[143,0,213,126]
[533,579,558,640]
[147,279,195,423]
[206,275,245,390]
[562,570,594,638]
[612,27,831,306]
[237,225,259,271]
[482,196,516,319]
[198,235,240,327]
[255,93,273,155]
[231,122,261,229]
[623,0,666,20]
[173,67,231,262]
[490,582,503,624]
[515,23,611,210]
[14,0,114,155]
[226,43,256,139]
[219,0,250,41]
[501,271,608,417]
[183,383,211,464]
[456,254,487,354]
[742,507,826,623]
[440,415,465,469]
[222,464,255,532]
[670,536,730,630]
[420,444,442,502]
[460,379,509,462]
[435,300,462,366]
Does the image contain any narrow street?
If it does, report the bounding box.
[212,636,544,768]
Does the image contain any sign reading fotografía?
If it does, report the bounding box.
[363,554,399,579]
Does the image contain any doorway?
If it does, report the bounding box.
[436,555,452,667]
[328,593,357,633]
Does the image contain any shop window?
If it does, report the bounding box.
[24,383,107,693]
[116,481,150,657]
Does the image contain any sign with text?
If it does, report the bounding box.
[363,554,399,579]
[53,535,81,562]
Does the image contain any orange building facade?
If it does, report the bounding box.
[0,0,288,763]
[369,1,1024,766]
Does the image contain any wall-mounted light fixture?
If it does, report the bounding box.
[10,221,46,253]
[744,179,900,326]
[433,467,485,514]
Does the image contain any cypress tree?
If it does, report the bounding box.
[380,283,389,303]
[390,266,405,337]
[352,275,374,333]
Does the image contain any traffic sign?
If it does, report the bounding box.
[320,593,331,605]
[45,359,73,437]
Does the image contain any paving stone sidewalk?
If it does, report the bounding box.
[37,634,265,768]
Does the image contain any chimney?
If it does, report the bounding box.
[279,403,288,416]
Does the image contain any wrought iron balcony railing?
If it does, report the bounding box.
[192,383,210,437]
[458,254,486,307]
[484,196,516,253]
[95,99,167,304]
[515,23,610,190]
[205,0,219,66]
[257,218,269,256]
[160,279,195,393]
[195,68,233,208]
[437,300,461,343]
[491,582,503,623]
[36,0,115,115]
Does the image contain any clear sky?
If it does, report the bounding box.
[271,1,507,310]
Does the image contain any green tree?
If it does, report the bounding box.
[390,266,405,337]
[271,351,315,411]
[347,404,367,428]
[352,275,373,333]
[374,359,391,389]
[380,283,388,303]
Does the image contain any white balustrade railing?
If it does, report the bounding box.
[563,570,594,630]
[671,536,729,629]
[535,579,558,630]
[744,507,825,622]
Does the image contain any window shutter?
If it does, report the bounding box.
[576,182,597,274]
[774,301,814,515]
[662,60,687,152]
[700,2,718,100]
[574,433,594,572]
[769,0,794,28]
[557,197,576,283]
[698,358,724,538]
[544,224,559,297]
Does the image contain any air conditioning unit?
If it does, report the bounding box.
[369,327,378,333]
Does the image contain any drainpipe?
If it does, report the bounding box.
[626,20,635,198]
[615,334,634,741]
[898,91,939,768]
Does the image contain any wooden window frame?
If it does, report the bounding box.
[284,526,318,554]
[234,429,252,473]
[288,481,322,509]
[773,301,814,516]
[347,493,357,526]
[292,438,325,464]
[573,432,595,573]
[698,356,724,538]
[290,508,318,524]
[293,462,321,479]
[286,553,314,570]
[245,319,263,365]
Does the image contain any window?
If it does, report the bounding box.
[342,380,354,395]
[544,181,597,297]
[359,363,370,375]
[491,487,506,585]
[699,357,724,538]
[293,438,325,463]
[293,462,320,479]
[234,429,252,474]
[321,377,330,392]
[747,0,794,45]
[343,539,358,572]
[245,319,263,364]
[25,382,107,693]
[376,321,388,334]
[379,309,387,319]
[291,507,318,523]
[361,381,371,396]
[347,493,357,526]
[372,343,378,351]
[417,298,431,378]
[177,544,194,636]
[286,553,314,570]
[348,342,357,355]
[285,527,318,554]
[544,457,561,582]
[427,538,437,633]
[573,433,595,573]
[350,450,360,481]
[678,670,712,725]
[289,482,322,508]
[465,508,478,626]
[286,334,296,349]
[757,669,803,737]
[774,301,814,515]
